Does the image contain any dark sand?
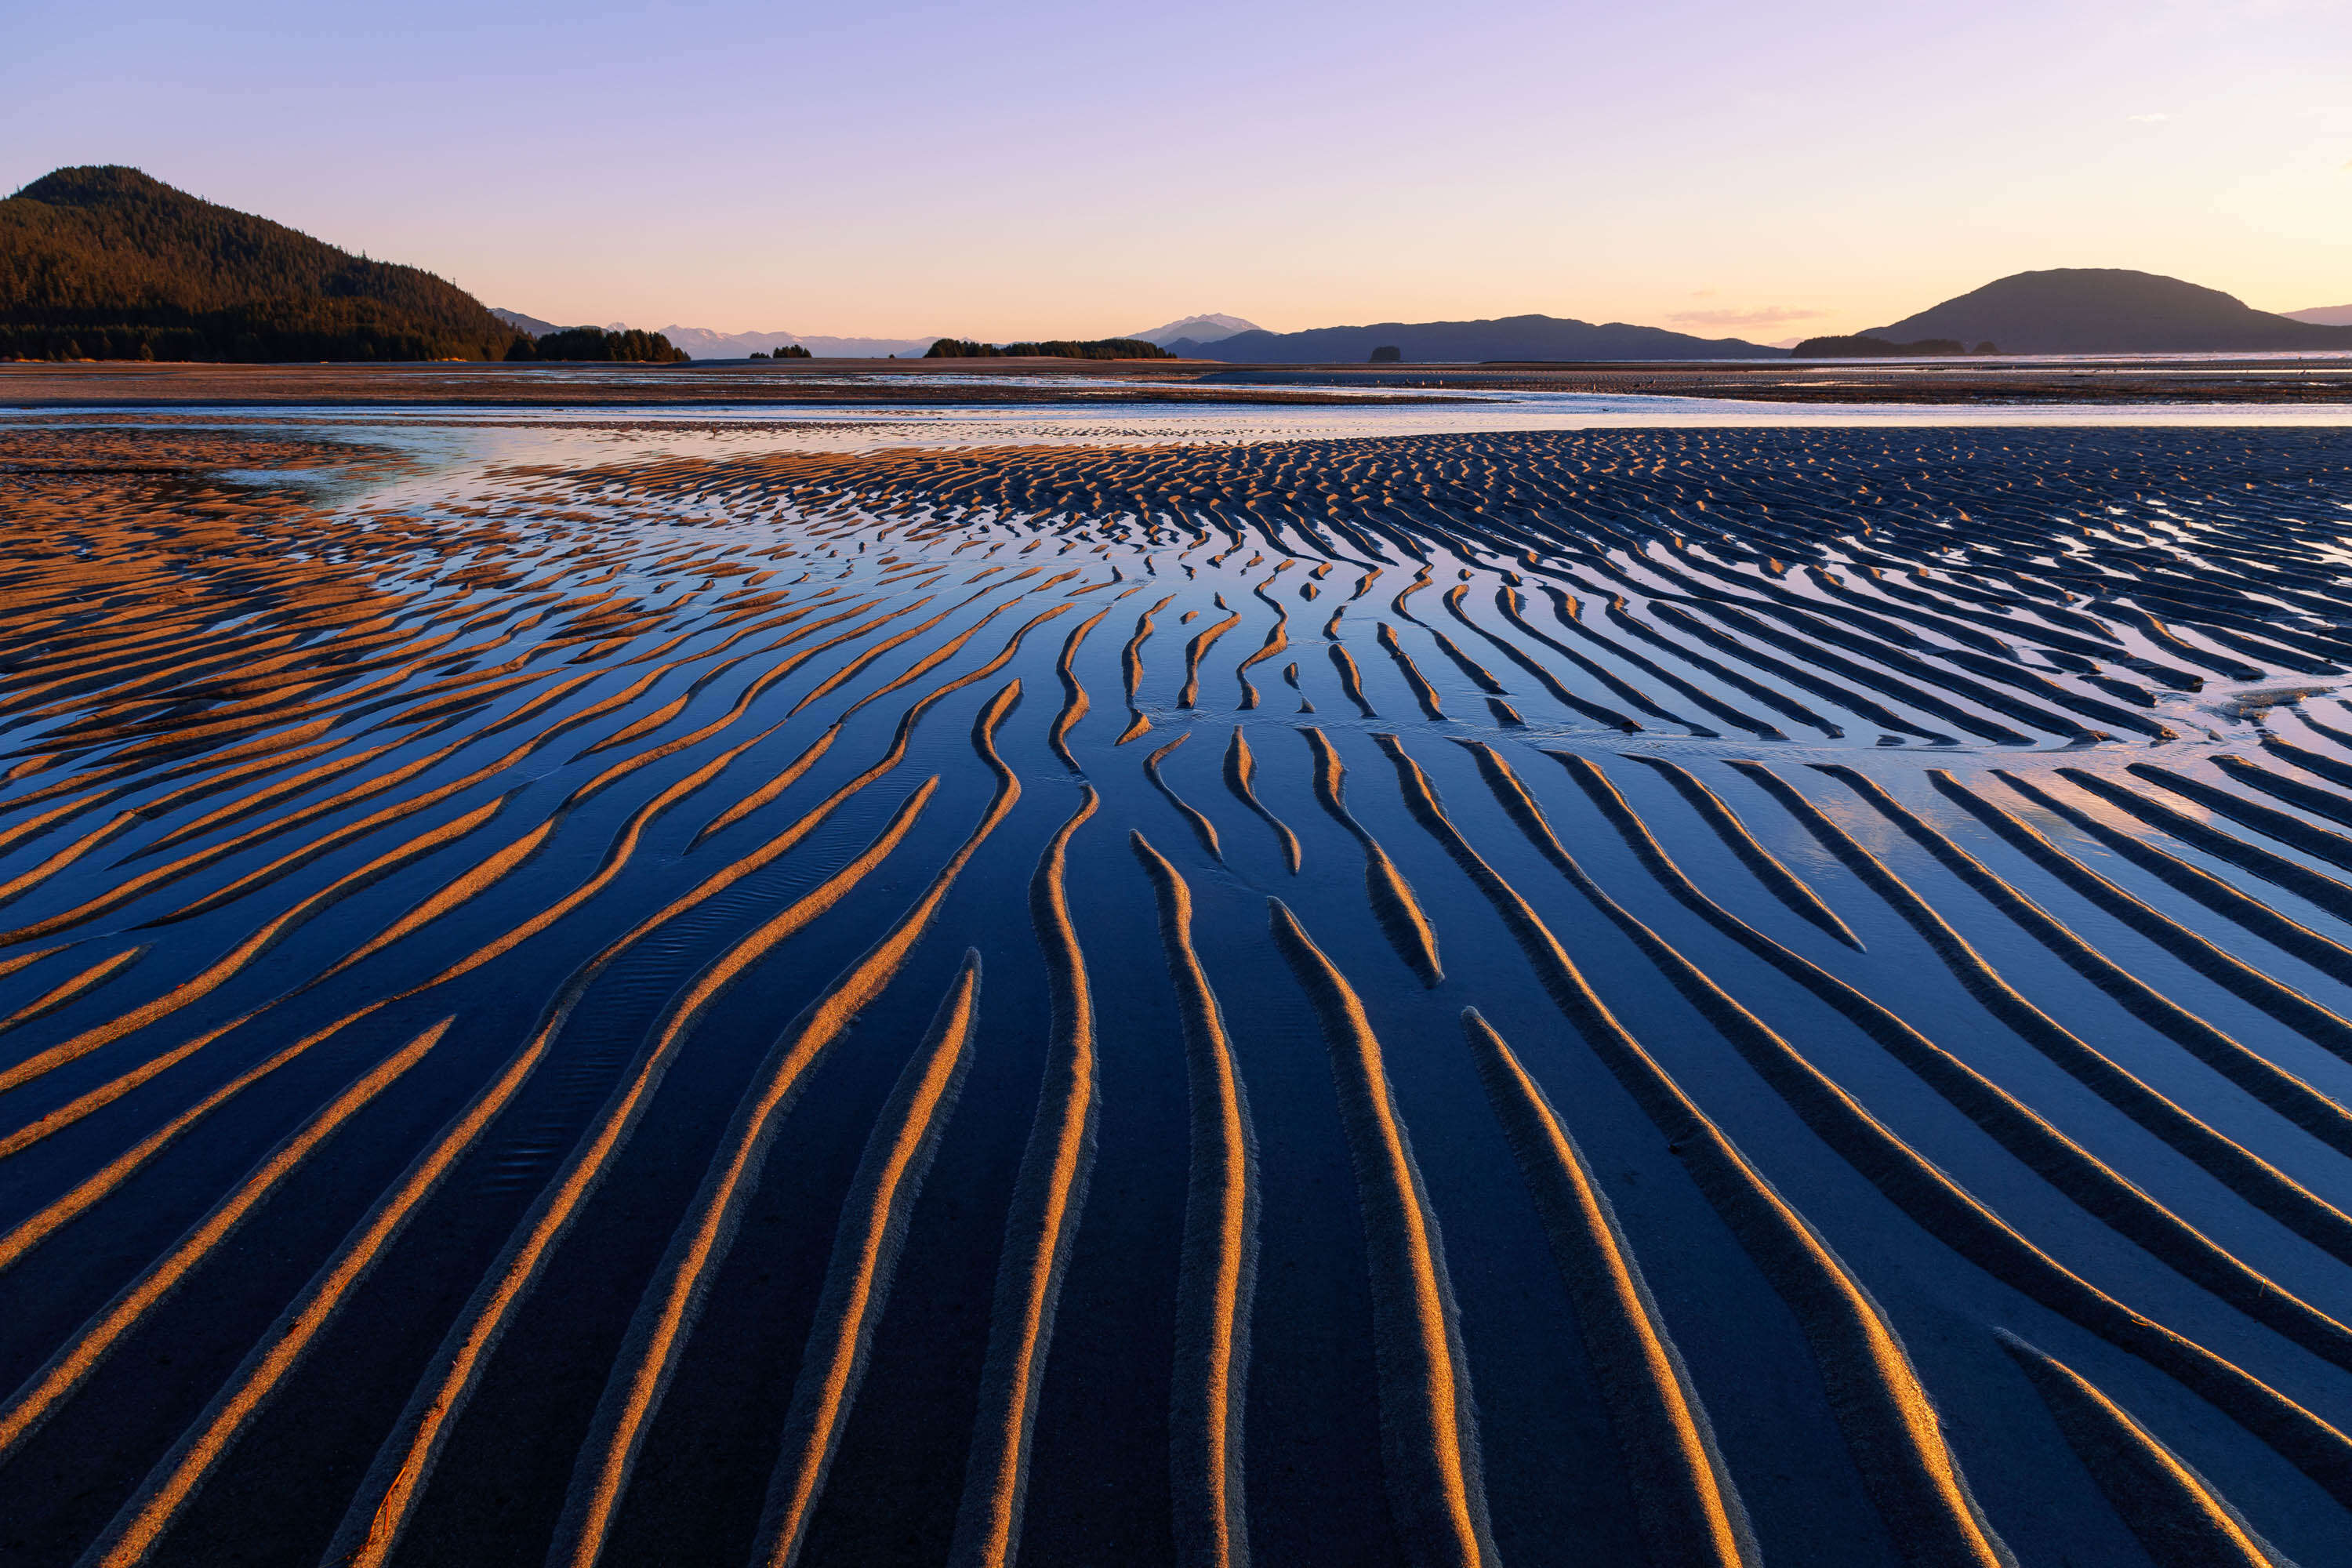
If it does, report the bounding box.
[3,414,2352,1566]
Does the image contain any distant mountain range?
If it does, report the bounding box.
[1127,313,1264,347]
[496,315,1272,358]
[1867,270,2352,354]
[1168,314,1786,362]
[488,286,2352,366]
[3,166,518,362]
[492,313,944,359]
[18,172,2347,368]
[648,325,946,359]
[490,308,564,338]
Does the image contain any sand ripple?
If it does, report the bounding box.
[4,424,2352,1566]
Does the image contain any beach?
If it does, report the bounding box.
[4,391,2352,1566]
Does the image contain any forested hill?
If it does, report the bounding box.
[0,165,521,362]
[1867,269,2352,354]
[1171,313,1787,362]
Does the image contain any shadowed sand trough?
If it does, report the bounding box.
[4,419,2352,1566]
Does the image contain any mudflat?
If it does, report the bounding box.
[5,408,2352,1567]
[0,359,1435,408]
[9,353,2352,407]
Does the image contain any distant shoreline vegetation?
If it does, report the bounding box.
[511,327,689,363]
[1790,335,1997,358]
[924,338,1172,360]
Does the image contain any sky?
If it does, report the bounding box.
[6,0,2349,343]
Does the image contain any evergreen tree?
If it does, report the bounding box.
[532,326,689,363]
[924,336,1170,360]
[0,165,520,361]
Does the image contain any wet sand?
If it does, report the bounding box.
[4,416,2352,1566]
[0,361,1436,410]
[9,354,2352,408]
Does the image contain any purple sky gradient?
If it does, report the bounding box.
[7,0,2347,341]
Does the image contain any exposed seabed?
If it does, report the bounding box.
[2,408,2351,1567]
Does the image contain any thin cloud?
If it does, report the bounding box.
[1668,306,1825,328]
[2127,112,2172,123]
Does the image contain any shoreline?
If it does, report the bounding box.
[9,355,2352,410]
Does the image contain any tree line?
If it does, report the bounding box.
[924,338,1172,360]
[514,327,690,362]
[1790,335,1998,358]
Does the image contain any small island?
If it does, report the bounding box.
[924,337,1172,360]
[1790,334,1986,358]
[513,327,689,362]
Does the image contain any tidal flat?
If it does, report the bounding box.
[5,399,2352,1567]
